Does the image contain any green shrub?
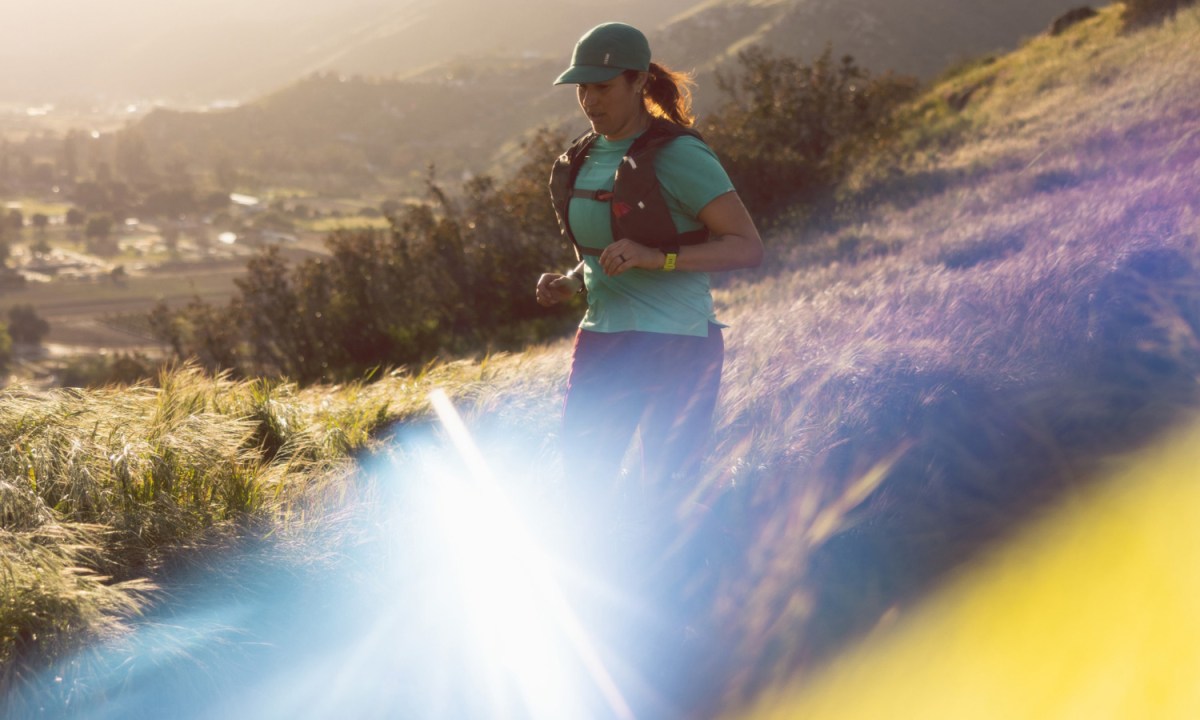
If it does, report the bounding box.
[56,352,161,388]
[702,47,918,225]
[1123,0,1196,25]
[7,304,50,345]
[148,133,579,384]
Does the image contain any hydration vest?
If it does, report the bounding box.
[548,117,711,261]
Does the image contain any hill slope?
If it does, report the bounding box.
[709,2,1200,708]
[1,0,1084,104]
[122,0,1091,193]
[0,0,695,103]
[661,0,1087,84]
[132,59,573,189]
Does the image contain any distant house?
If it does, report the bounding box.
[259,230,299,244]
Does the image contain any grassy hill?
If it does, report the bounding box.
[4,3,1200,718]
[661,0,1087,89]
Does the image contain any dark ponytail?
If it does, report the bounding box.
[625,62,696,127]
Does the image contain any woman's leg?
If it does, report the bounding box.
[560,326,723,518]
[638,324,725,490]
[561,329,649,498]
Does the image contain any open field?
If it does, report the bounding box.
[0,220,335,357]
[0,261,246,349]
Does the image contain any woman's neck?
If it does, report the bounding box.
[602,109,652,142]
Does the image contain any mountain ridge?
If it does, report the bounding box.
[120,1,1089,196]
[4,0,1088,104]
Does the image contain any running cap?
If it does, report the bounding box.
[553,22,651,85]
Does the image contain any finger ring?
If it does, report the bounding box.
[618,254,627,262]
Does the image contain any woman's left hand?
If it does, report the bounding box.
[599,239,661,277]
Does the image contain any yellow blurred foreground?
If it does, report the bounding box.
[733,414,1200,720]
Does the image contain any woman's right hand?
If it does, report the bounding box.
[536,272,581,307]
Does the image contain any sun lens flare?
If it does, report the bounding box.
[426,389,635,720]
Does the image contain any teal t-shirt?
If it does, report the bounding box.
[569,130,735,337]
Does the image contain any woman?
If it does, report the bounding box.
[536,21,763,507]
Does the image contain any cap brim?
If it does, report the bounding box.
[553,65,625,85]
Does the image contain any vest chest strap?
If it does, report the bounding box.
[570,188,615,202]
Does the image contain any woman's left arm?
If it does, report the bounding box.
[599,190,764,276]
[679,190,764,272]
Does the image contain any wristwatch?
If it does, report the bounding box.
[661,243,680,272]
[566,269,585,293]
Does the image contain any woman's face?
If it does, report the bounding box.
[577,72,647,140]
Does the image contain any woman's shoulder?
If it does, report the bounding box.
[656,132,724,172]
[654,131,734,212]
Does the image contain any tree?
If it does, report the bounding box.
[147,297,241,373]
[235,245,326,381]
[29,163,54,188]
[162,224,181,256]
[0,143,11,192]
[142,187,197,218]
[146,132,579,384]
[214,152,238,191]
[115,130,156,188]
[31,213,49,235]
[61,131,82,181]
[94,161,113,184]
[73,181,109,212]
[7,304,50,345]
[85,215,118,256]
[85,215,113,238]
[6,209,23,234]
[0,324,12,374]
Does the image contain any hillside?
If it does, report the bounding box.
[4,3,1200,719]
[710,2,1200,709]
[132,59,574,189]
[661,0,1087,88]
[0,0,695,104]
[1,0,1081,105]
[114,0,1089,193]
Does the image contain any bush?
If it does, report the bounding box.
[702,47,917,225]
[7,304,50,345]
[148,132,579,384]
[56,352,161,388]
[1123,0,1196,25]
[0,325,11,372]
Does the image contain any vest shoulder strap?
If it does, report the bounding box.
[549,119,713,259]
[609,119,711,249]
